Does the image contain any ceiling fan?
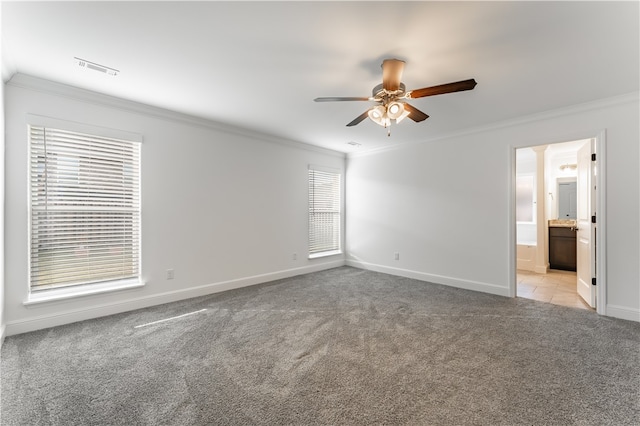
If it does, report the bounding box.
[314,59,477,135]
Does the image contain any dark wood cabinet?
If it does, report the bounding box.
[549,227,576,271]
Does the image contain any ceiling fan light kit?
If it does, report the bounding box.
[386,102,409,121]
[314,58,477,136]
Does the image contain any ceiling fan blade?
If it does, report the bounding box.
[382,59,405,92]
[407,79,477,99]
[314,97,371,102]
[346,110,370,127]
[403,103,429,122]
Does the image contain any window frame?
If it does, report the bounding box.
[25,115,143,304]
[308,165,342,259]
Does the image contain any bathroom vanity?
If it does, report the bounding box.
[548,220,577,271]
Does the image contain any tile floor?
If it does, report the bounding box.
[517,269,594,311]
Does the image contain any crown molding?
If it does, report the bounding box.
[6,73,345,159]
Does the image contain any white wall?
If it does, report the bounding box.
[346,93,640,321]
[4,74,345,335]
[0,3,5,343]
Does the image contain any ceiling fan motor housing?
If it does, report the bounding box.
[372,83,406,101]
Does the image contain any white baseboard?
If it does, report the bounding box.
[605,304,640,323]
[347,260,510,297]
[0,324,5,348]
[5,260,345,336]
[534,264,550,274]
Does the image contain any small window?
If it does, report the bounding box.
[308,166,341,257]
[29,123,141,296]
[516,175,535,223]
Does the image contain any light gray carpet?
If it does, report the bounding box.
[2,266,639,425]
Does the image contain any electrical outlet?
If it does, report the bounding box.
[292,253,297,260]
[166,269,175,280]
[394,252,400,261]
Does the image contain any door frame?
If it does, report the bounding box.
[508,130,607,315]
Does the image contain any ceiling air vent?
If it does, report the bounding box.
[74,57,119,76]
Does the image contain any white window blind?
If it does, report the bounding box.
[29,125,141,292]
[308,166,341,256]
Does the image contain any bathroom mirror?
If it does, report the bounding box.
[557,180,577,219]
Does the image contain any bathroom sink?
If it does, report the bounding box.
[548,219,577,228]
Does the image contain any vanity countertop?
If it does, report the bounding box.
[548,219,577,228]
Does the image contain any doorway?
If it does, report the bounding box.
[511,133,606,315]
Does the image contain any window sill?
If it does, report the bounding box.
[24,278,145,306]
[308,250,343,260]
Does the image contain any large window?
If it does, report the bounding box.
[29,122,141,297]
[308,165,341,257]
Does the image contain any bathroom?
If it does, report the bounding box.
[515,139,593,309]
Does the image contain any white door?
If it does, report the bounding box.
[576,140,596,307]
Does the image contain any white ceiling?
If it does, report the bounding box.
[2,1,638,154]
